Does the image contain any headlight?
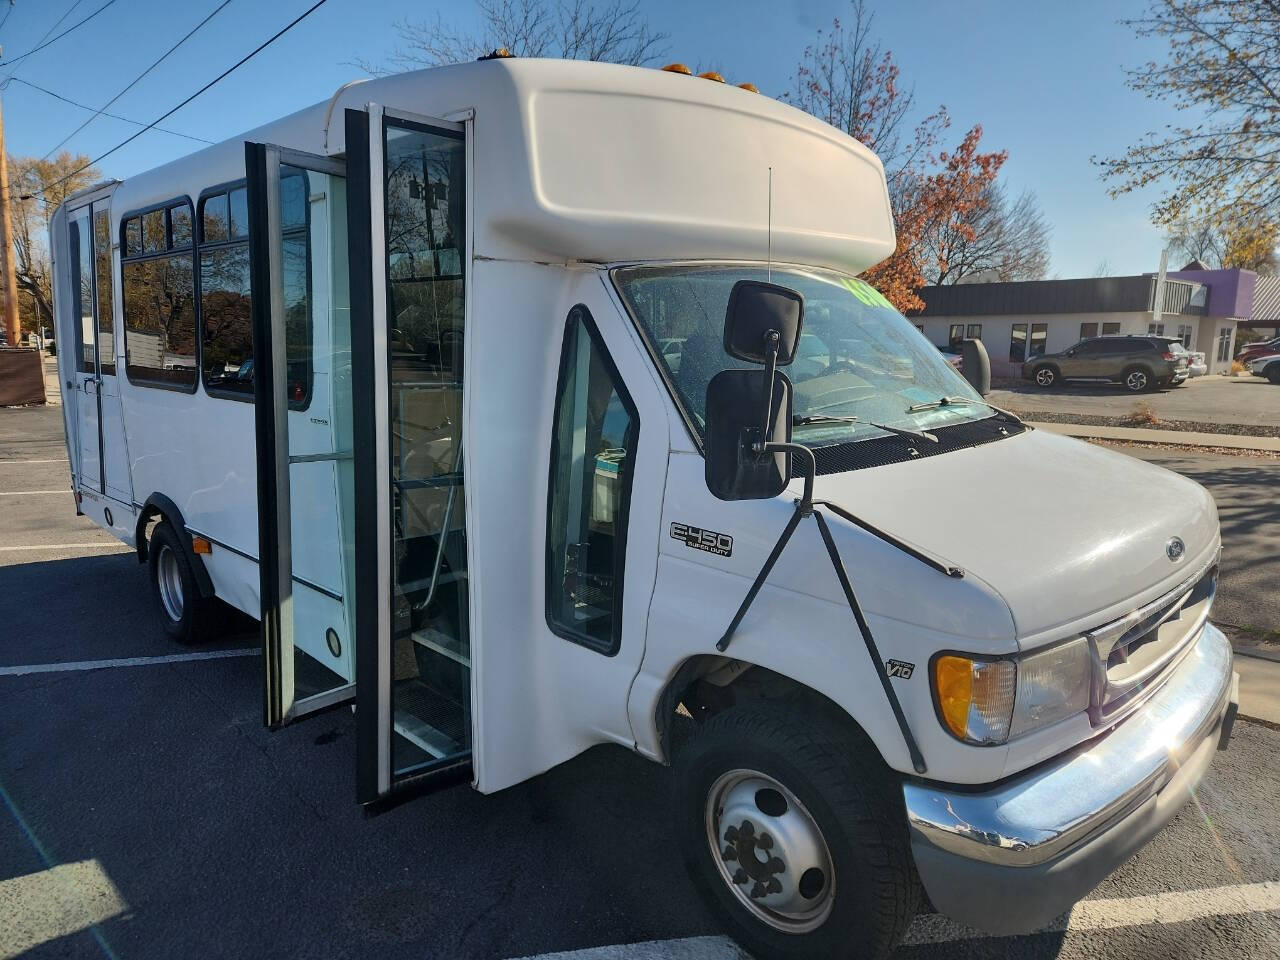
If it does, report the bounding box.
[932,638,1093,745]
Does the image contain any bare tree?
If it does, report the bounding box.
[8,152,101,333]
[1165,215,1226,268]
[783,0,946,198]
[1097,0,1280,225]
[357,0,668,74]
[923,183,1051,284]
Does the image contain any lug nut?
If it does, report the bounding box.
[733,868,748,884]
[722,846,737,862]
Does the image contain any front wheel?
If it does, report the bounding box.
[1123,366,1153,392]
[674,704,919,960]
[1032,365,1058,388]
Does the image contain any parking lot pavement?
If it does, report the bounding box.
[989,375,1280,427]
[3,402,1280,960]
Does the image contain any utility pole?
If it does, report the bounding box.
[0,94,20,347]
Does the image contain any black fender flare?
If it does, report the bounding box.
[134,493,216,599]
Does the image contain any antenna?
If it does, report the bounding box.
[766,166,773,282]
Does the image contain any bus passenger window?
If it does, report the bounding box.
[121,199,197,390]
[546,306,639,656]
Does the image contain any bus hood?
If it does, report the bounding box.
[809,427,1219,644]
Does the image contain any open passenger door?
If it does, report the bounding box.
[246,143,358,725]
[248,106,475,804]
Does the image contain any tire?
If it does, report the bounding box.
[148,521,214,645]
[673,703,919,960]
[1122,366,1153,392]
[1267,364,1280,385]
[1032,365,1058,388]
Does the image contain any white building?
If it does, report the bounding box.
[913,273,1246,377]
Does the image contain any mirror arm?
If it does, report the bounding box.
[760,441,815,515]
[758,330,780,439]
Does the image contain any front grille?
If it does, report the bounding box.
[1087,559,1218,725]
[805,413,1026,476]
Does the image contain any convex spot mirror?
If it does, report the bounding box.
[723,280,804,364]
[705,369,793,501]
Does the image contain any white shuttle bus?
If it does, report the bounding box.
[50,58,1238,956]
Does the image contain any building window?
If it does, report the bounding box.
[1216,327,1232,363]
[948,323,964,351]
[966,323,982,340]
[546,306,639,656]
[1178,323,1193,348]
[1080,322,1098,340]
[1009,323,1027,362]
[1102,322,1121,336]
[1148,322,1166,335]
[1029,322,1048,357]
[121,199,197,390]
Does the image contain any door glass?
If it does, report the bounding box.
[69,208,95,374]
[92,203,115,376]
[546,308,638,655]
[283,165,356,707]
[383,119,471,779]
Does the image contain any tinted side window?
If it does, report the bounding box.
[70,208,95,374]
[546,307,639,656]
[1076,340,1103,354]
[121,199,198,390]
[200,244,253,396]
[93,204,115,375]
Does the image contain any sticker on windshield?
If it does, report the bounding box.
[670,523,733,558]
[840,277,894,310]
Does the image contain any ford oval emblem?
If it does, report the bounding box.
[1166,537,1186,562]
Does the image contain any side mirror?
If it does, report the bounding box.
[705,369,793,501]
[961,338,991,396]
[723,280,804,364]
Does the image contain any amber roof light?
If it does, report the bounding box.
[698,71,726,83]
[661,63,693,75]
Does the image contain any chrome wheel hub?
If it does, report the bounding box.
[1127,371,1148,391]
[157,545,185,622]
[705,769,835,933]
[1036,369,1053,385]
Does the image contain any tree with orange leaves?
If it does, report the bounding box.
[788,1,1020,312]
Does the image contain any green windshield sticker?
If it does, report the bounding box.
[840,277,894,310]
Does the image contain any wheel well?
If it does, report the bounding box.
[655,656,871,764]
[133,494,216,599]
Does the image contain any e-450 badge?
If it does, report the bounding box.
[670,522,733,558]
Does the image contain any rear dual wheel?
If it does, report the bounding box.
[148,521,219,645]
[674,704,919,959]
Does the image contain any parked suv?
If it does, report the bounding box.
[1023,335,1189,392]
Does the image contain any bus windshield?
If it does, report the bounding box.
[613,263,996,447]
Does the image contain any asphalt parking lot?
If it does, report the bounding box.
[3,396,1280,960]
[989,374,1280,427]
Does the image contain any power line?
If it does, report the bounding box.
[0,0,115,70]
[7,78,213,144]
[0,2,15,36]
[23,0,330,201]
[39,0,232,159]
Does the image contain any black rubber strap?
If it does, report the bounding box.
[816,499,963,579]
[813,509,928,774]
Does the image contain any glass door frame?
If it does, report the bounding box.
[246,140,356,727]
[347,104,475,804]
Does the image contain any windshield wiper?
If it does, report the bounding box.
[793,414,938,443]
[905,396,980,413]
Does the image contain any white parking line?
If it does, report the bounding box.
[0,543,126,552]
[0,648,259,676]
[0,458,69,464]
[511,881,1280,958]
[0,490,67,496]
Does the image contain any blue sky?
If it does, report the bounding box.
[1,0,1182,278]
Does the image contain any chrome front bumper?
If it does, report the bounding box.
[904,621,1237,935]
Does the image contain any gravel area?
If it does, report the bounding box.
[1090,438,1280,460]
[1007,408,1280,438]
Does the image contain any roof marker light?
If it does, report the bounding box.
[661,63,692,75]
[737,82,760,93]
[699,71,726,83]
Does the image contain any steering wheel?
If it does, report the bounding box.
[818,360,858,377]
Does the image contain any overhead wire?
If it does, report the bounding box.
[8,77,213,145]
[38,0,233,159]
[0,0,115,71]
[21,0,330,201]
